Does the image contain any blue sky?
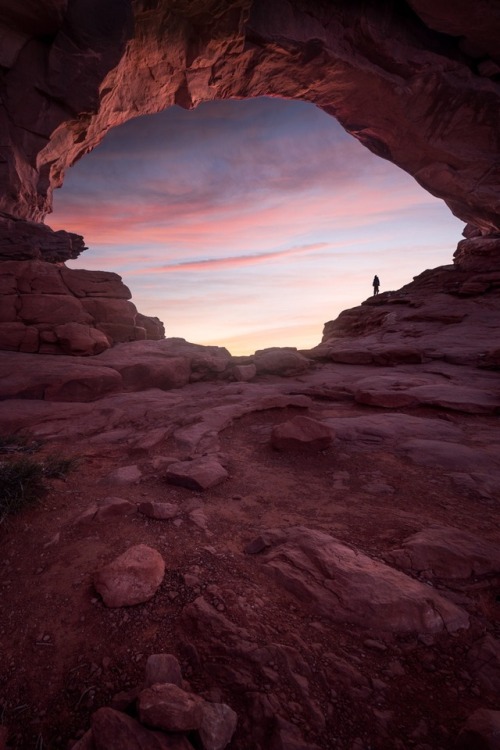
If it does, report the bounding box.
[49,97,464,354]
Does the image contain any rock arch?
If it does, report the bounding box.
[0,0,499,256]
[1,0,500,356]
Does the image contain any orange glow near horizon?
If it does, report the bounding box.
[50,98,464,354]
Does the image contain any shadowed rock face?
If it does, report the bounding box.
[0,0,499,249]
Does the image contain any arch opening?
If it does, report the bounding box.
[50,97,463,354]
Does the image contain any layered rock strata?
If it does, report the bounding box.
[0,260,164,355]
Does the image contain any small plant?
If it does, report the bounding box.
[0,433,40,454]
[0,453,77,523]
[42,456,79,478]
[0,458,45,523]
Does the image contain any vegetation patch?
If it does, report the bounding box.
[0,458,45,523]
[0,442,77,523]
[0,433,41,454]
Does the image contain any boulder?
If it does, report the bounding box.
[166,458,228,491]
[233,364,257,382]
[198,702,238,750]
[253,348,310,376]
[103,465,143,485]
[135,313,165,340]
[145,654,183,688]
[94,544,165,607]
[246,527,469,634]
[138,683,204,732]
[93,343,191,390]
[386,526,500,579]
[91,707,194,750]
[54,323,110,356]
[271,416,333,451]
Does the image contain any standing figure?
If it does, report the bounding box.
[372,275,380,295]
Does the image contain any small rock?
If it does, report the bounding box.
[271,416,333,451]
[198,701,238,750]
[189,508,209,531]
[138,683,204,732]
[145,654,183,688]
[93,544,165,607]
[138,501,180,520]
[148,456,180,471]
[103,465,142,485]
[166,457,228,491]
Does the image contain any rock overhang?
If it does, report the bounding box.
[0,0,499,255]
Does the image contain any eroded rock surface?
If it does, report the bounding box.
[386,526,500,579]
[0,261,164,354]
[317,242,500,369]
[245,526,469,633]
[0,0,499,238]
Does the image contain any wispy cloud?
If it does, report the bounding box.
[51,97,463,354]
[131,242,329,274]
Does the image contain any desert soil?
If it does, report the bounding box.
[0,367,499,750]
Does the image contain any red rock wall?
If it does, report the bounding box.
[0,0,499,356]
[0,261,164,355]
[0,0,499,238]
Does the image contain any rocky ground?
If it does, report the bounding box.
[1,256,500,750]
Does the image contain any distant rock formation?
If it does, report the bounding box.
[0,260,164,354]
[314,235,500,369]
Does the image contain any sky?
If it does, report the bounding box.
[49,97,464,355]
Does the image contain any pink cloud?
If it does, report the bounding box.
[50,176,435,253]
[131,242,330,274]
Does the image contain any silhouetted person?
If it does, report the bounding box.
[372,275,380,295]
